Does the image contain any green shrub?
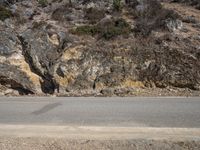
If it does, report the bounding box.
[72,18,131,40]
[51,3,73,21]
[85,8,105,24]
[113,0,122,11]
[115,18,130,28]
[74,25,99,36]
[134,0,180,36]
[0,6,12,21]
[38,0,48,7]
[101,18,131,39]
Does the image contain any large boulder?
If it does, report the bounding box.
[19,22,74,93]
[0,24,41,95]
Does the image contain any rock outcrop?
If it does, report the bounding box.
[0,23,41,95]
[0,0,200,96]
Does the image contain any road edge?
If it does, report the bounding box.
[0,125,200,141]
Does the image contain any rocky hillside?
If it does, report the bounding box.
[0,0,200,96]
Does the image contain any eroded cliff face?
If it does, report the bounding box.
[0,0,200,96]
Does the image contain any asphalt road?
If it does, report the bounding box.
[0,97,200,128]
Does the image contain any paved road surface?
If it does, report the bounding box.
[0,97,200,128]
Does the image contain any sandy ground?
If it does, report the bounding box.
[0,125,200,150]
[0,137,200,150]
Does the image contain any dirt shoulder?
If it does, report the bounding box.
[0,137,200,150]
[0,125,200,149]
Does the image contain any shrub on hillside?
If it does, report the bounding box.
[134,0,180,36]
[101,18,131,39]
[51,3,73,21]
[113,0,122,11]
[172,0,200,9]
[73,25,99,36]
[38,0,48,7]
[125,0,140,8]
[72,18,131,40]
[85,8,105,24]
[0,6,12,21]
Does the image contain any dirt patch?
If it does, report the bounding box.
[0,137,200,150]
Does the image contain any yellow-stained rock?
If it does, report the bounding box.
[121,79,145,88]
[95,82,106,90]
[8,54,42,93]
[55,73,75,87]
[61,45,84,61]
[48,34,59,46]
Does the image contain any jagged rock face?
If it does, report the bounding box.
[55,34,200,93]
[55,42,141,93]
[0,63,35,95]
[0,24,41,95]
[138,40,200,90]
[19,24,74,94]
